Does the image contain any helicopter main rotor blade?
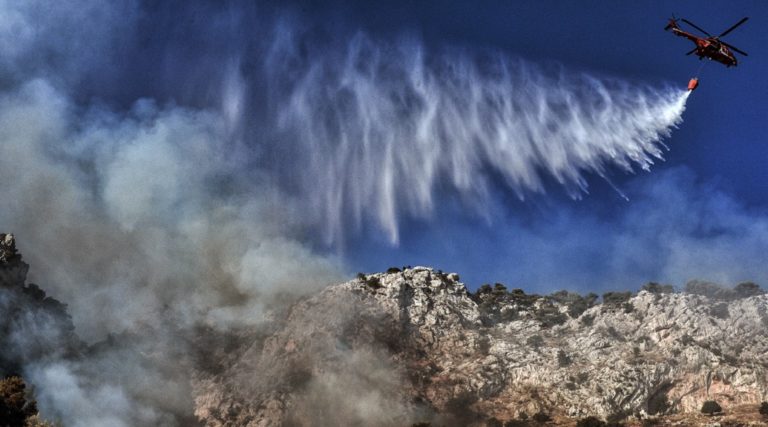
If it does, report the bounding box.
[721,41,748,56]
[681,18,712,36]
[718,17,749,38]
[685,47,697,55]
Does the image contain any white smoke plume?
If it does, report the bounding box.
[263,26,690,244]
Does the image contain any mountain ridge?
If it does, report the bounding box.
[194,266,768,426]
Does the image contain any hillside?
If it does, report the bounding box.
[3,235,768,426]
[193,267,768,426]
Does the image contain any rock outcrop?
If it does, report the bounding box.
[0,234,80,375]
[194,267,768,426]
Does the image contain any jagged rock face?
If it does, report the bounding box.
[0,234,80,375]
[194,268,768,426]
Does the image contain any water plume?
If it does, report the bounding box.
[266,30,690,244]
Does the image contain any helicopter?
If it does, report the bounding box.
[664,16,749,67]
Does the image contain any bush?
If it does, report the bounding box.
[759,401,768,416]
[576,416,605,427]
[364,276,382,289]
[549,290,598,318]
[709,302,730,319]
[602,292,632,307]
[580,314,594,326]
[557,350,571,367]
[526,335,544,348]
[641,282,674,294]
[386,267,401,273]
[734,282,765,298]
[535,303,568,328]
[532,411,551,423]
[0,376,37,426]
[700,400,722,415]
[477,284,493,295]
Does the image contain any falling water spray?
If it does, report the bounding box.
[264,30,691,244]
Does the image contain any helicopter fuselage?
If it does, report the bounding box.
[670,28,738,67]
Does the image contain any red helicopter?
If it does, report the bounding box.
[665,16,749,67]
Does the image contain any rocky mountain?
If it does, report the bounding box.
[2,234,768,426]
[0,234,80,376]
[194,267,768,426]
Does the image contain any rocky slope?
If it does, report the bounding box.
[194,267,768,426]
[0,234,80,375]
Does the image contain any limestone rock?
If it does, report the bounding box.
[193,268,768,425]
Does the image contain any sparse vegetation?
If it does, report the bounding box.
[362,275,382,289]
[0,375,49,427]
[557,350,571,367]
[534,302,568,328]
[735,282,764,298]
[576,416,605,427]
[701,400,723,416]
[386,267,401,273]
[532,411,551,423]
[709,302,730,319]
[685,280,765,300]
[526,334,544,348]
[504,419,529,427]
[580,313,594,326]
[549,290,598,318]
[602,291,633,308]
[759,401,768,417]
[641,282,674,294]
[477,336,491,355]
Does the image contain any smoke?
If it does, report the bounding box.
[0,1,697,425]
